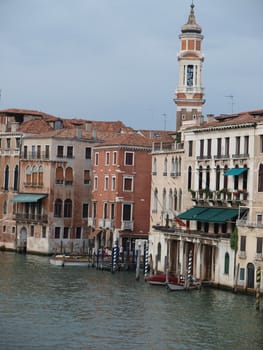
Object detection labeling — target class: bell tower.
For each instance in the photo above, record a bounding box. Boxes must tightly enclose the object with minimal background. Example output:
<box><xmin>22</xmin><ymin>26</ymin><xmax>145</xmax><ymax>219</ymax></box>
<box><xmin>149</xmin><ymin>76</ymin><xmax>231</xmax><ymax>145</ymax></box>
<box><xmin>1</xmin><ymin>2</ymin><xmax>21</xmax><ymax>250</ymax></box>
<box><xmin>174</xmin><ymin>2</ymin><xmax>205</xmax><ymax>131</ymax></box>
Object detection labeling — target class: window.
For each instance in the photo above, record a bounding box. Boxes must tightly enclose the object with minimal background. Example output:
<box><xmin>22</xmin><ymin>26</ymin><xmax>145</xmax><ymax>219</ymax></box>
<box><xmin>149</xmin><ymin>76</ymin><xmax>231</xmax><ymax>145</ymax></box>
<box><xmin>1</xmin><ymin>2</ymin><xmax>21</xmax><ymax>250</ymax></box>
<box><xmin>76</xmin><ymin>227</ymin><xmax>81</xmax><ymax>239</ymax></box>
<box><xmin>163</xmin><ymin>158</ymin><xmax>167</xmax><ymax>176</ymax></box>
<box><xmin>56</xmin><ymin>167</ymin><xmax>64</xmax><ymax>184</ymax></box>
<box><xmin>6</xmin><ymin>138</ymin><xmax>11</xmax><ymax>149</ymax></box>
<box><xmin>4</xmin><ymin>165</ymin><xmax>9</xmax><ymax>190</ymax></box>
<box><xmin>169</xmin><ymin>189</ymin><xmax>173</xmax><ymax>210</ymax></box>
<box><xmin>54</xmin><ymin>199</ymin><xmax>62</xmax><ymax>217</ymax></box>
<box><xmin>125</xmin><ymin>152</ymin><xmax>134</xmax><ymax>166</ymax></box>
<box><xmin>95</xmin><ymin>152</ymin><xmax>99</xmax><ymax>165</ymax></box>
<box><xmin>84</xmin><ymin>170</ymin><xmax>90</xmax><ymax>184</ymax></box>
<box><xmin>200</xmin><ymin>140</ymin><xmax>204</xmax><ymax>157</ymax></box>
<box><xmin>217</xmin><ymin>138</ymin><xmax>221</xmax><ymax>156</ymax></box>
<box><xmin>113</xmin><ymin>151</ymin><xmax>117</xmax><ymax>165</ymax></box>
<box><xmin>186</xmin><ymin>65</ymin><xmax>194</xmax><ymax>86</ymax></box>
<box><xmin>225</xmin><ymin>137</ymin><xmax>230</xmax><ymax>156</ymax></box>
<box><xmin>42</xmin><ymin>226</ymin><xmax>46</xmax><ymax>238</ymax></box>
<box><xmin>38</xmin><ymin>166</ymin><xmax>44</xmax><ymax>186</ymax></box>
<box><xmin>188</xmin><ymin>140</ymin><xmax>193</xmax><ymax>157</ymax></box>
<box><xmin>105</xmin><ymin>152</ymin><xmax>110</xmax><ymax>165</ymax></box>
<box><xmin>55</xmin><ymin>227</ymin><xmax>61</xmax><ymax>239</ymax></box>
<box><xmin>23</xmin><ymin>145</ymin><xmax>28</xmax><ymax>158</ymax></box>
<box><xmin>32</xmin><ymin>166</ymin><xmax>38</xmax><ymax>185</ymax></box>
<box><xmin>240</xmin><ymin>268</ymin><xmax>245</xmax><ymax>281</ymax></box>
<box><xmin>82</xmin><ymin>203</ymin><xmax>89</xmax><ymax>218</ymax></box>
<box><xmin>153</xmin><ymin>189</ymin><xmax>158</xmax><ymax>212</ymax></box>
<box><xmin>258</xmin><ymin>164</ymin><xmax>263</xmax><ymax>192</ymax></box>
<box><xmin>111</xmin><ymin>203</ymin><xmax>115</xmax><ymax>220</ymax></box>
<box><xmin>162</xmin><ymin>189</ymin><xmax>167</xmax><ymax>212</ymax></box>
<box><xmin>257</xmin><ymin>214</ymin><xmax>263</xmax><ymax>226</ymax></box>
<box><xmin>14</xmin><ymin>165</ymin><xmax>19</xmax><ymax>191</ymax></box>
<box><xmin>67</xmin><ymin>146</ymin><xmax>73</xmax><ymax>158</ymax></box>
<box><xmin>224</xmin><ymin>252</ymin><xmax>229</xmax><ymax>274</ymax></box>
<box><xmin>103</xmin><ymin>202</ymin><xmax>108</xmax><ymax>219</ymax></box>
<box><xmin>206</xmin><ymin>166</ymin><xmax>210</xmax><ymax>190</ymax></box>
<box><xmin>187</xmin><ymin>166</ymin><xmax>192</xmax><ymax>190</ymax></box>
<box><xmin>3</xmin><ymin>225</ymin><xmax>6</xmax><ymax>232</ymax></box>
<box><xmin>37</xmin><ymin>145</ymin><xmax>41</xmax><ymax>159</ymax></box>
<box><xmin>65</xmin><ymin>167</ymin><xmax>73</xmax><ymax>185</ymax></box>
<box><xmin>123</xmin><ymin>177</ymin><xmax>133</xmax><ymax>191</ymax></box>
<box><xmin>94</xmin><ymin>176</ymin><xmax>98</xmax><ymax>190</ymax></box>
<box><xmin>45</xmin><ymin>145</ymin><xmax>50</xmax><ymax>159</ymax></box>
<box><xmin>63</xmin><ymin>227</ymin><xmax>69</xmax><ymax>239</ymax></box>
<box><xmin>3</xmin><ymin>200</ymin><xmax>7</xmax><ymax>215</ymax></box>
<box><xmin>123</xmin><ymin>204</ymin><xmax>132</xmax><ymax>221</ymax></box>
<box><xmin>15</xmin><ymin>138</ymin><xmax>20</xmax><ymax>149</ymax></box>
<box><xmin>198</xmin><ymin>166</ymin><xmax>203</xmax><ymax>190</ymax></box>
<box><xmin>171</xmin><ymin>158</ymin><xmax>175</xmax><ymax>176</ymax></box>
<box><xmin>112</xmin><ymin>176</ymin><xmax>116</xmax><ymax>191</ymax></box>
<box><xmin>153</xmin><ymin>158</ymin><xmax>157</xmax><ymax>175</ymax></box>
<box><xmin>207</xmin><ymin>139</ymin><xmax>211</xmax><ymax>157</ymax></box>
<box><xmin>216</xmin><ymin>165</ymin><xmax>220</xmax><ymax>191</ymax></box>
<box><xmin>26</xmin><ymin>166</ymin><xmax>32</xmax><ymax>185</ymax></box>
<box><xmin>104</xmin><ymin>176</ymin><xmax>109</xmax><ymax>191</ymax></box>
<box><xmin>85</xmin><ymin>147</ymin><xmax>91</xmax><ymax>159</ymax></box>
<box><xmin>64</xmin><ymin>199</ymin><xmax>72</xmax><ymax>217</ymax></box>
<box><xmin>235</xmin><ymin>136</ymin><xmax>240</xmax><ymax>155</ymax></box>
<box><xmin>256</xmin><ymin>238</ymin><xmax>263</xmax><ymax>254</ymax></box>
<box><xmin>240</xmin><ymin>236</ymin><xmax>246</xmax><ymax>252</ymax></box>
<box><xmin>0</xmin><ymin>138</ymin><xmax>1</xmax><ymax>148</ymax></box>
<box><xmin>30</xmin><ymin>225</ymin><xmax>34</xmax><ymax>237</ymax></box>
<box><xmin>244</xmin><ymin>136</ymin><xmax>249</xmax><ymax>155</ymax></box>
<box><xmin>260</xmin><ymin>135</ymin><xmax>263</xmax><ymax>153</ymax></box>
<box><xmin>57</xmin><ymin>145</ymin><xmax>64</xmax><ymax>158</ymax></box>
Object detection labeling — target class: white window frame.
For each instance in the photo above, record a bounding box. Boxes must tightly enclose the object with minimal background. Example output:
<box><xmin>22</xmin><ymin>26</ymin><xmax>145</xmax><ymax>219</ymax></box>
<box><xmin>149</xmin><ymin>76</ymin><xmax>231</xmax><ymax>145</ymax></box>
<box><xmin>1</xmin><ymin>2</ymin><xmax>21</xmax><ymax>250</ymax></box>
<box><xmin>94</xmin><ymin>176</ymin><xmax>98</xmax><ymax>190</ymax></box>
<box><xmin>105</xmin><ymin>152</ymin><xmax>110</xmax><ymax>165</ymax></box>
<box><xmin>111</xmin><ymin>175</ymin><xmax>116</xmax><ymax>191</ymax></box>
<box><xmin>104</xmin><ymin>175</ymin><xmax>109</xmax><ymax>191</ymax></box>
<box><xmin>123</xmin><ymin>176</ymin><xmax>134</xmax><ymax>192</ymax></box>
<box><xmin>124</xmin><ymin>151</ymin><xmax>134</xmax><ymax>166</ymax></box>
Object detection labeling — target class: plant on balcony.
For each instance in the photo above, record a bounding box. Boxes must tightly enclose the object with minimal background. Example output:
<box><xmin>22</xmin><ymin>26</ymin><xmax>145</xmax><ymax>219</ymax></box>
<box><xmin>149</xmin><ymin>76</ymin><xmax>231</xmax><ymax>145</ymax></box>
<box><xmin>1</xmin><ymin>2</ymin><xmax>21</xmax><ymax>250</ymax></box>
<box><xmin>188</xmin><ymin>189</ymin><xmax>196</xmax><ymax>198</ymax></box>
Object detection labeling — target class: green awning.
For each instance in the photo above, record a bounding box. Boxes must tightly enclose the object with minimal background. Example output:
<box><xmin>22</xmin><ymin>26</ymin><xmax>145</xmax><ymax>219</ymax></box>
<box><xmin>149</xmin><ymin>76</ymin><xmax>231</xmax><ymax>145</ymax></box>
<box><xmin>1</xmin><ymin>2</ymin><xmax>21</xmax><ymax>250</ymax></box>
<box><xmin>12</xmin><ymin>194</ymin><xmax>47</xmax><ymax>203</ymax></box>
<box><xmin>178</xmin><ymin>207</ymin><xmax>244</xmax><ymax>223</ymax></box>
<box><xmin>224</xmin><ymin>168</ymin><xmax>248</xmax><ymax>176</ymax></box>
<box><xmin>178</xmin><ymin>207</ymin><xmax>208</xmax><ymax>220</ymax></box>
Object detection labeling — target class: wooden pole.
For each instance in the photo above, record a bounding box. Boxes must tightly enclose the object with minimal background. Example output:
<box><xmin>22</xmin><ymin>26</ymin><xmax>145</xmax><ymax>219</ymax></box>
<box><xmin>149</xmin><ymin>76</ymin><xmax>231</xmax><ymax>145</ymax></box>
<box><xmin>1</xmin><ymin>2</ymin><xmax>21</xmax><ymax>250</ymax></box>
<box><xmin>256</xmin><ymin>266</ymin><xmax>261</xmax><ymax>310</ymax></box>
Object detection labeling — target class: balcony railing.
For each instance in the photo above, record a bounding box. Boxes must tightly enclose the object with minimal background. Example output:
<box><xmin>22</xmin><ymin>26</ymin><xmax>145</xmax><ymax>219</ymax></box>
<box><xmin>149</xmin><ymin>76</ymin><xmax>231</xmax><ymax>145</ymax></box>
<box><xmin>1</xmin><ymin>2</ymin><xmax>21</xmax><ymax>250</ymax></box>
<box><xmin>21</xmin><ymin>152</ymin><xmax>50</xmax><ymax>160</ymax></box>
<box><xmin>88</xmin><ymin>217</ymin><xmax>96</xmax><ymax>227</ymax></box>
<box><xmin>121</xmin><ymin>220</ymin><xmax>134</xmax><ymax>231</ymax></box>
<box><xmin>98</xmin><ymin>218</ymin><xmax>114</xmax><ymax>229</ymax></box>
<box><xmin>14</xmin><ymin>213</ymin><xmax>48</xmax><ymax>223</ymax></box>
<box><xmin>239</xmin><ymin>251</ymin><xmax>247</xmax><ymax>259</ymax></box>
<box><xmin>232</xmin><ymin>153</ymin><xmax>249</xmax><ymax>159</ymax></box>
<box><xmin>197</xmin><ymin>155</ymin><xmax>212</xmax><ymax>160</ymax></box>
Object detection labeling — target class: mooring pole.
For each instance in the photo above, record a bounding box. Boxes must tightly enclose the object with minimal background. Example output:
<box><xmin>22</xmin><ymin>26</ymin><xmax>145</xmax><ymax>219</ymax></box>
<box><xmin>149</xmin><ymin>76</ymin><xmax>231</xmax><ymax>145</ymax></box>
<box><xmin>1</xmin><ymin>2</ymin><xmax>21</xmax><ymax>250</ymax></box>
<box><xmin>186</xmin><ymin>250</ymin><xmax>193</xmax><ymax>290</ymax></box>
<box><xmin>143</xmin><ymin>241</ymin><xmax>149</xmax><ymax>280</ymax></box>
<box><xmin>256</xmin><ymin>266</ymin><xmax>261</xmax><ymax>310</ymax></box>
<box><xmin>136</xmin><ymin>243</ymin><xmax>141</xmax><ymax>281</ymax></box>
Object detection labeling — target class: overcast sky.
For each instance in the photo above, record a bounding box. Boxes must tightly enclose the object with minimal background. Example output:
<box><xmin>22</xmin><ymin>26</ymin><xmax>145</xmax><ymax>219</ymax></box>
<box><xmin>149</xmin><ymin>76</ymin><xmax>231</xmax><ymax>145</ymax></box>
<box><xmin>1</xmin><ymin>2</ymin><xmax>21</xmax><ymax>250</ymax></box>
<box><xmin>0</xmin><ymin>0</ymin><xmax>262</xmax><ymax>130</ymax></box>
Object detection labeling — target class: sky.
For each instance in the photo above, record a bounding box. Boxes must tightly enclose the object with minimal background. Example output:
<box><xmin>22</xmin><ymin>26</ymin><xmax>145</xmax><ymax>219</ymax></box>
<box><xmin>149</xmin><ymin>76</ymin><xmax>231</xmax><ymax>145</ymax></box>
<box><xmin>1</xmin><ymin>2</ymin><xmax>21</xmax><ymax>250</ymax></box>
<box><xmin>0</xmin><ymin>0</ymin><xmax>262</xmax><ymax>131</ymax></box>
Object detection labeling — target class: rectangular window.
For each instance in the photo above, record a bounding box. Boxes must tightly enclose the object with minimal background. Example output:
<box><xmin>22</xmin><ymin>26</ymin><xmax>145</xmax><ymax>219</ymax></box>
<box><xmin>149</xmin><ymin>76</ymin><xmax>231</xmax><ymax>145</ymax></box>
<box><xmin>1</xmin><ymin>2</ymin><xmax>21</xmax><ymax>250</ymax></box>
<box><xmin>240</xmin><ymin>268</ymin><xmax>245</xmax><ymax>281</ymax></box>
<box><xmin>76</xmin><ymin>227</ymin><xmax>81</xmax><ymax>239</ymax></box>
<box><xmin>55</xmin><ymin>227</ymin><xmax>61</xmax><ymax>239</ymax></box>
<box><xmin>111</xmin><ymin>203</ymin><xmax>115</xmax><ymax>220</ymax></box>
<box><xmin>104</xmin><ymin>176</ymin><xmax>109</xmax><ymax>191</ymax></box>
<box><xmin>30</xmin><ymin>225</ymin><xmax>34</xmax><ymax>237</ymax></box>
<box><xmin>67</xmin><ymin>146</ymin><xmax>73</xmax><ymax>158</ymax></box>
<box><xmin>85</xmin><ymin>147</ymin><xmax>91</xmax><ymax>159</ymax></box>
<box><xmin>82</xmin><ymin>203</ymin><xmax>89</xmax><ymax>218</ymax></box>
<box><xmin>125</xmin><ymin>152</ymin><xmax>134</xmax><ymax>166</ymax></box>
<box><xmin>42</xmin><ymin>226</ymin><xmax>46</xmax><ymax>238</ymax></box>
<box><xmin>95</xmin><ymin>152</ymin><xmax>99</xmax><ymax>165</ymax></box>
<box><xmin>57</xmin><ymin>145</ymin><xmax>64</xmax><ymax>158</ymax></box>
<box><xmin>235</xmin><ymin>136</ymin><xmax>240</xmax><ymax>155</ymax></box>
<box><xmin>45</xmin><ymin>145</ymin><xmax>50</xmax><ymax>159</ymax></box>
<box><xmin>240</xmin><ymin>236</ymin><xmax>246</xmax><ymax>252</ymax></box>
<box><xmin>94</xmin><ymin>176</ymin><xmax>98</xmax><ymax>190</ymax></box>
<box><xmin>123</xmin><ymin>177</ymin><xmax>133</xmax><ymax>191</ymax></box>
<box><xmin>123</xmin><ymin>204</ymin><xmax>132</xmax><ymax>221</ymax></box>
<box><xmin>15</xmin><ymin>138</ymin><xmax>20</xmax><ymax>149</ymax></box>
<box><xmin>32</xmin><ymin>145</ymin><xmax>36</xmax><ymax>158</ymax></box>
<box><xmin>103</xmin><ymin>202</ymin><xmax>108</xmax><ymax>219</ymax></box>
<box><xmin>256</xmin><ymin>238</ymin><xmax>263</xmax><ymax>254</ymax></box>
<box><xmin>84</xmin><ymin>170</ymin><xmax>90</xmax><ymax>184</ymax></box>
<box><xmin>207</xmin><ymin>139</ymin><xmax>211</xmax><ymax>157</ymax></box>
<box><xmin>0</xmin><ymin>138</ymin><xmax>2</xmax><ymax>149</ymax></box>
<box><xmin>113</xmin><ymin>151</ymin><xmax>117</xmax><ymax>165</ymax></box>
<box><xmin>112</xmin><ymin>176</ymin><xmax>116</xmax><ymax>191</ymax></box>
<box><xmin>24</xmin><ymin>145</ymin><xmax>28</xmax><ymax>158</ymax></box>
<box><xmin>105</xmin><ymin>152</ymin><xmax>110</xmax><ymax>165</ymax></box>
<box><xmin>257</xmin><ymin>214</ymin><xmax>263</xmax><ymax>226</ymax></box>
<box><xmin>217</xmin><ymin>138</ymin><xmax>221</xmax><ymax>156</ymax></box>
<box><xmin>225</xmin><ymin>137</ymin><xmax>230</xmax><ymax>156</ymax></box>
<box><xmin>244</xmin><ymin>136</ymin><xmax>249</xmax><ymax>155</ymax></box>
<box><xmin>188</xmin><ymin>141</ymin><xmax>193</xmax><ymax>157</ymax></box>
<box><xmin>37</xmin><ymin>145</ymin><xmax>41</xmax><ymax>159</ymax></box>
<box><xmin>6</xmin><ymin>138</ymin><xmax>11</xmax><ymax>149</ymax></box>
<box><xmin>63</xmin><ymin>227</ymin><xmax>69</xmax><ymax>239</ymax></box>
<box><xmin>200</xmin><ymin>140</ymin><xmax>204</xmax><ymax>157</ymax></box>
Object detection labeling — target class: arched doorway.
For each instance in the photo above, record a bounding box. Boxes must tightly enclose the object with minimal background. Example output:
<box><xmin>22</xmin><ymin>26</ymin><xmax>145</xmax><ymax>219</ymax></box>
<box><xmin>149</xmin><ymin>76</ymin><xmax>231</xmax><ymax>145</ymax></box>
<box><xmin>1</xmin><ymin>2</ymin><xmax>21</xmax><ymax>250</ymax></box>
<box><xmin>247</xmin><ymin>263</ymin><xmax>255</xmax><ymax>289</ymax></box>
<box><xmin>18</xmin><ymin>227</ymin><xmax>27</xmax><ymax>253</ymax></box>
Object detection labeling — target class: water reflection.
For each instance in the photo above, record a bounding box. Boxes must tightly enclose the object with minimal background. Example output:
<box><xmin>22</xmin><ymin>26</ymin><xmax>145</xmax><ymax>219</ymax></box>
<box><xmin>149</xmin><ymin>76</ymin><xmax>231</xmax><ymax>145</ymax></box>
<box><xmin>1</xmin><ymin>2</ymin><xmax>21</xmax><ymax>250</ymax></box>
<box><xmin>0</xmin><ymin>252</ymin><xmax>262</xmax><ymax>350</ymax></box>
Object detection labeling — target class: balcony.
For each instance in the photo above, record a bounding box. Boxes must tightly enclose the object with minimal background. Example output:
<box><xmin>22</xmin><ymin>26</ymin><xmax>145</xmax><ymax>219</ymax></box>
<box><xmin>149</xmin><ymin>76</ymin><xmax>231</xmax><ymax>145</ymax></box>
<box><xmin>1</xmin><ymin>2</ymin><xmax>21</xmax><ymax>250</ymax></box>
<box><xmin>232</xmin><ymin>153</ymin><xmax>249</xmax><ymax>160</ymax></box>
<box><xmin>21</xmin><ymin>152</ymin><xmax>50</xmax><ymax>160</ymax></box>
<box><xmin>98</xmin><ymin>218</ymin><xmax>114</xmax><ymax>230</ymax></box>
<box><xmin>196</xmin><ymin>155</ymin><xmax>212</xmax><ymax>161</ymax></box>
<box><xmin>255</xmin><ymin>253</ymin><xmax>263</xmax><ymax>261</ymax></box>
<box><xmin>239</xmin><ymin>251</ymin><xmax>247</xmax><ymax>259</ymax></box>
<box><xmin>213</xmin><ymin>154</ymin><xmax>230</xmax><ymax>160</ymax></box>
<box><xmin>14</xmin><ymin>213</ymin><xmax>48</xmax><ymax>223</ymax></box>
<box><xmin>121</xmin><ymin>220</ymin><xmax>134</xmax><ymax>231</ymax></box>
<box><xmin>88</xmin><ymin>217</ymin><xmax>96</xmax><ymax>227</ymax></box>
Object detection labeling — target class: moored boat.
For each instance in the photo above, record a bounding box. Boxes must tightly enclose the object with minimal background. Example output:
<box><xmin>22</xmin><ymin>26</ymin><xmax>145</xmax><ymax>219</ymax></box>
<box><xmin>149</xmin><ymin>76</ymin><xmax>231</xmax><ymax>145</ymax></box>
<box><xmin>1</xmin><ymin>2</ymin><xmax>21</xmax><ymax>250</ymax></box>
<box><xmin>49</xmin><ymin>255</ymin><xmax>93</xmax><ymax>267</ymax></box>
<box><xmin>145</xmin><ymin>273</ymin><xmax>179</xmax><ymax>286</ymax></box>
<box><xmin>166</xmin><ymin>278</ymin><xmax>201</xmax><ymax>291</ymax></box>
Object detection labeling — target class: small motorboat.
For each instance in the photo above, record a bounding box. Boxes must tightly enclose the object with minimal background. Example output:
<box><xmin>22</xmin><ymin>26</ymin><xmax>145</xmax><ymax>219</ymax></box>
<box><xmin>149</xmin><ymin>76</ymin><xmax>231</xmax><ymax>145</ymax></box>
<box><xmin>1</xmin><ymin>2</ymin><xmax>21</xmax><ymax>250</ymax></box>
<box><xmin>166</xmin><ymin>277</ymin><xmax>201</xmax><ymax>291</ymax></box>
<box><xmin>49</xmin><ymin>255</ymin><xmax>93</xmax><ymax>267</ymax></box>
<box><xmin>145</xmin><ymin>273</ymin><xmax>179</xmax><ymax>286</ymax></box>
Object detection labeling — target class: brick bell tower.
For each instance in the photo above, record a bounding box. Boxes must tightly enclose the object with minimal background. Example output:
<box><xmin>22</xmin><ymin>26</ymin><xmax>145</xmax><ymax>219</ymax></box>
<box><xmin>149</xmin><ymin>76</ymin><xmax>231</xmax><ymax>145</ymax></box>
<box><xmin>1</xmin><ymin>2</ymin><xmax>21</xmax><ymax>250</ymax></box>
<box><xmin>174</xmin><ymin>2</ymin><xmax>205</xmax><ymax>131</ymax></box>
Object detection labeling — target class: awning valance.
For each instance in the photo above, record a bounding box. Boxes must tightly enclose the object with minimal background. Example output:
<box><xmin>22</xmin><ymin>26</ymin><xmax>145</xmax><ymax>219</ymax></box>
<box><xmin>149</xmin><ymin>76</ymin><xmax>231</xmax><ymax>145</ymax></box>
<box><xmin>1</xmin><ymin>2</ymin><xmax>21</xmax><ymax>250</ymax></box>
<box><xmin>12</xmin><ymin>194</ymin><xmax>47</xmax><ymax>203</ymax></box>
<box><xmin>224</xmin><ymin>168</ymin><xmax>248</xmax><ymax>176</ymax></box>
<box><xmin>178</xmin><ymin>207</ymin><xmax>245</xmax><ymax>223</ymax></box>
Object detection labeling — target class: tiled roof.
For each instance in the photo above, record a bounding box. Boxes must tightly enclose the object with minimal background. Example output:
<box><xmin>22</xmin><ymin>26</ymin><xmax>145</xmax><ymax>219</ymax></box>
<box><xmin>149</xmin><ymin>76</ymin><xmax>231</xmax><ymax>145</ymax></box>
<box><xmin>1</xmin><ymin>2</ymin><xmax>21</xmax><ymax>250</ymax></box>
<box><xmin>0</xmin><ymin>108</ymin><xmax>59</xmax><ymax>121</ymax></box>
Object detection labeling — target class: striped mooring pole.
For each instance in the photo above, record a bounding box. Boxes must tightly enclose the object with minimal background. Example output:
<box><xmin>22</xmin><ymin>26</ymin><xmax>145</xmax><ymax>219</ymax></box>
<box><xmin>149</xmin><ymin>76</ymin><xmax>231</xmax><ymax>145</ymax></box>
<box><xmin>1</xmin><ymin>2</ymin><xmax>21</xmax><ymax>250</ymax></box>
<box><xmin>111</xmin><ymin>239</ymin><xmax>119</xmax><ymax>273</ymax></box>
<box><xmin>256</xmin><ymin>266</ymin><xmax>261</xmax><ymax>310</ymax></box>
<box><xmin>186</xmin><ymin>250</ymin><xmax>193</xmax><ymax>290</ymax></box>
<box><xmin>143</xmin><ymin>241</ymin><xmax>149</xmax><ymax>280</ymax></box>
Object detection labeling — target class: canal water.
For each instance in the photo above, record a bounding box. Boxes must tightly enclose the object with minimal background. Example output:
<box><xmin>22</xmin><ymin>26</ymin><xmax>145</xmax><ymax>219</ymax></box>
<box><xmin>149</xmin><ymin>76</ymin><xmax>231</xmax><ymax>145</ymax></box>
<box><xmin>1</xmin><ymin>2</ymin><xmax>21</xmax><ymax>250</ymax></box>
<box><xmin>0</xmin><ymin>252</ymin><xmax>262</xmax><ymax>350</ymax></box>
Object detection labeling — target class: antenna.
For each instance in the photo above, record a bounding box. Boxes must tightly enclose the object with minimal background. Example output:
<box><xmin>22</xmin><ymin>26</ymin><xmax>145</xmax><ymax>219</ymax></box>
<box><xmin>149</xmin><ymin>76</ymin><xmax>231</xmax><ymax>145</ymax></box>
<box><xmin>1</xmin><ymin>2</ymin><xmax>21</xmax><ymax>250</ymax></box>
<box><xmin>162</xmin><ymin>113</ymin><xmax>167</xmax><ymax>131</ymax></box>
<box><xmin>225</xmin><ymin>95</ymin><xmax>234</xmax><ymax>114</ymax></box>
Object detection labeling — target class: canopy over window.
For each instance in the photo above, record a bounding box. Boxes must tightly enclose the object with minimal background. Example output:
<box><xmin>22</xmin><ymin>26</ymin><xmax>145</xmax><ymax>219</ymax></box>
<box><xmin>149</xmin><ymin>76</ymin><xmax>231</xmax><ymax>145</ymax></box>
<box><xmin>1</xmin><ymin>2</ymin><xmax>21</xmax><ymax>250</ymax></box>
<box><xmin>224</xmin><ymin>168</ymin><xmax>248</xmax><ymax>176</ymax></box>
<box><xmin>12</xmin><ymin>194</ymin><xmax>47</xmax><ymax>203</ymax></box>
<box><xmin>178</xmin><ymin>207</ymin><xmax>246</xmax><ymax>223</ymax></box>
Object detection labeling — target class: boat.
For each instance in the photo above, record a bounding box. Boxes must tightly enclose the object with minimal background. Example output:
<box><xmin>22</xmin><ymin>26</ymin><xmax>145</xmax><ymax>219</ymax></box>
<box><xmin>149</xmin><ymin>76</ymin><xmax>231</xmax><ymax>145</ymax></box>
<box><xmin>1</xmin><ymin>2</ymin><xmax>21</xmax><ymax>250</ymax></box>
<box><xmin>49</xmin><ymin>255</ymin><xmax>94</xmax><ymax>267</ymax></box>
<box><xmin>145</xmin><ymin>273</ymin><xmax>179</xmax><ymax>286</ymax></box>
<box><xmin>166</xmin><ymin>277</ymin><xmax>201</xmax><ymax>291</ymax></box>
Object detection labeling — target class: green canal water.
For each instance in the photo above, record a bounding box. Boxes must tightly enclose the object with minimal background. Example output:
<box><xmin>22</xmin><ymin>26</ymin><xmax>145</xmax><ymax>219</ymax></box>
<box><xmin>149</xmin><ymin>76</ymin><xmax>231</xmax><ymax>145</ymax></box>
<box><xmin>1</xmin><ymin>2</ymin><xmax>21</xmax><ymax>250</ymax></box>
<box><xmin>0</xmin><ymin>252</ymin><xmax>262</xmax><ymax>350</ymax></box>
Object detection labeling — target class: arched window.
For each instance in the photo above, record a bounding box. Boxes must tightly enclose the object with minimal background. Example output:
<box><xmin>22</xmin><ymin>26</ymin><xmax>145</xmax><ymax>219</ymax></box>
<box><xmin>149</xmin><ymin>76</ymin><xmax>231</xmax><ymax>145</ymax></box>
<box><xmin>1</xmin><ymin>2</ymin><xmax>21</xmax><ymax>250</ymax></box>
<box><xmin>153</xmin><ymin>158</ymin><xmax>157</xmax><ymax>175</ymax></box>
<box><xmin>163</xmin><ymin>158</ymin><xmax>168</xmax><ymax>176</ymax></box>
<box><xmin>178</xmin><ymin>157</ymin><xmax>181</xmax><ymax>176</ymax></box>
<box><xmin>3</xmin><ymin>200</ymin><xmax>7</xmax><ymax>215</ymax></box>
<box><xmin>153</xmin><ymin>188</ymin><xmax>158</xmax><ymax>212</ymax></box>
<box><xmin>169</xmin><ymin>189</ymin><xmax>173</xmax><ymax>210</ymax></box>
<box><xmin>56</xmin><ymin>167</ymin><xmax>64</xmax><ymax>184</ymax></box>
<box><xmin>206</xmin><ymin>165</ymin><xmax>210</xmax><ymax>189</ymax></box>
<box><xmin>174</xmin><ymin>189</ymin><xmax>178</xmax><ymax>211</ymax></box>
<box><xmin>4</xmin><ymin>165</ymin><xmax>9</xmax><ymax>190</ymax></box>
<box><xmin>64</xmin><ymin>199</ymin><xmax>72</xmax><ymax>217</ymax></box>
<box><xmin>32</xmin><ymin>166</ymin><xmax>38</xmax><ymax>185</ymax></box>
<box><xmin>223</xmin><ymin>165</ymin><xmax>228</xmax><ymax>190</ymax></box>
<box><xmin>171</xmin><ymin>157</ymin><xmax>175</xmax><ymax>175</ymax></box>
<box><xmin>188</xmin><ymin>166</ymin><xmax>192</xmax><ymax>190</ymax></box>
<box><xmin>54</xmin><ymin>199</ymin><xmax>62</xmax><ymax>217</ymax></box>
<box><xmin>38</xmin><ymin>165</ymin><xmax>44</xmax><ymax>186</ymax></box>
<box><xmin>14</xmin><ymin>165</ymin><xmax>19</xmax><ymax>191</ymax></box>
<box><xmin>258</xmin><ymin>164</ymin><xmax>263</xmax><ymax>192</ymax></box>
<box><xmin>65</xmin><ymin>167</ymin><xmax>73</xmax><ymax>185</ymax></box>
<box><xmin>178</xmin><ymin>188</ymin><xmax>182</xmax><ymax>211</ymax></box>
<box><xmin>175</xmin><ymin>157</ymin><xmax>178</xmax><ymax>175</ymax></box>
<box><xmin>198</xmin><ymin>166</ymin><xmax>203</xmax><ymax>190</ymax></box>
<box><xmin>243</xmin><ymin>165</ymin><xmax>248</xmax><ymax>190</ymax></box>
<box><xmin>162</xmin><ymin>189</ymin><xmax>167</xmax><ymax>212</ymax></box>
<box><xmin>224</xmin><ymin>252</ymin><xmax>230</xmax><ymax>274</ymax></box>
<box><xmin>26</xmin><ymin>166</ymin><xmax>32</xmax><ymax>185</ymax></box>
